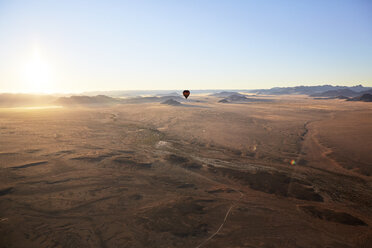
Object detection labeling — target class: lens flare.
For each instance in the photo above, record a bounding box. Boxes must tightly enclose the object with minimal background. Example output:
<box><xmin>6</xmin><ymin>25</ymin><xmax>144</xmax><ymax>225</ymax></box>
<box><xmin>290</xmin><ymin>160</ymin><xmax>296</xmax><ymax>165</ymax></box>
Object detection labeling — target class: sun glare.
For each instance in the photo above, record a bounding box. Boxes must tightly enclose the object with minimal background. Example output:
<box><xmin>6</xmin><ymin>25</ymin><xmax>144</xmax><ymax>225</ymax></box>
<box><xmin>20</xmin><ymin>47</ymin><xmax>55</xmax><ymax>93</ymax></box>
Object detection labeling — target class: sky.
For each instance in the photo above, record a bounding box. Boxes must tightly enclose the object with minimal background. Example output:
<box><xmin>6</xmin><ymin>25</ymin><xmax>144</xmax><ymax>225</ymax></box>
<box><xmin>0</xmin><ymin>0</ymin><xmax>371</xmax><ymax>93</ymax></box>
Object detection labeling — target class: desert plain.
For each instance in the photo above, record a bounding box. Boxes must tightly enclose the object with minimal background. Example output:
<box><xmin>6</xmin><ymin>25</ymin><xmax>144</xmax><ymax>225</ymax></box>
<box><xmin>0</xmin><ymin>95</ymin><xmax>372</xmax><ymax>248</ymax></box>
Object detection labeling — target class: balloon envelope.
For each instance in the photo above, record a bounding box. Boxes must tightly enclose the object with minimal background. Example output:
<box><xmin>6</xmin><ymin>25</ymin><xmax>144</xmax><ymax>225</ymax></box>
<box><xmin>183</xmin><ymin>90</ymin><xmax>190</xmax><ymax>99</ymax></box>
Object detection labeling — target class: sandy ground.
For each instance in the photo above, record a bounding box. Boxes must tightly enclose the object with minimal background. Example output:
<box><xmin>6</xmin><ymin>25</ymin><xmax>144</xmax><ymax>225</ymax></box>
<box><xmin>1</xmin><ymin>96</ymin><xmax>372</xmax><ymax>248</ymax></box>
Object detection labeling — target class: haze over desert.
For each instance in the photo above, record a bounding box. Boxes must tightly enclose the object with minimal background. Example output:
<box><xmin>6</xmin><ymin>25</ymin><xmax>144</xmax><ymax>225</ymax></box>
<box><xmin>1</xmin><ymin>91</ymin><xmax>372</xmax><ymax>247</ymax></box>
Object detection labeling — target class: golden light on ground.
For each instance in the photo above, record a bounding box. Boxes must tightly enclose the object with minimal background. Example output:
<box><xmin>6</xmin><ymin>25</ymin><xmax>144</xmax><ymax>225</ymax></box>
<box><xmin>19</xmin><ymin>47</ymin><xmax>55</xmax><ymax>93</ymax></box>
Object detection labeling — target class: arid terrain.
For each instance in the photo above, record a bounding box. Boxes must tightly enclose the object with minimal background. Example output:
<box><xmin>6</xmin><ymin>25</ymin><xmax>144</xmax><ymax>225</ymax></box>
<box><xmin>1</xmin><ymin>95</ymin><xmax>372</xmax><ymax>248</ymax></box>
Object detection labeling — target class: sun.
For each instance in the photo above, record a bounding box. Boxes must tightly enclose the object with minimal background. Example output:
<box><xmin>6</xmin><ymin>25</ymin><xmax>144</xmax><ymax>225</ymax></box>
<box><xmin>20</xmin><ymin>47</ymin><xmax>55</xmax><ymax>93</ymax></box>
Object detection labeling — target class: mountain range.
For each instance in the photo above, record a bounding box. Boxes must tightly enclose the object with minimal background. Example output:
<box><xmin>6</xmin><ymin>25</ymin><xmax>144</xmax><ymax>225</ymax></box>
<box><xmin>1</xmin><ymin>85</ymin><xmax>372</xmax><ymax>107</ymax></box>
<box><xmin>251</xmin><ymin>85</ymin><xmax>371</xmax><ymax>95</ymax></box>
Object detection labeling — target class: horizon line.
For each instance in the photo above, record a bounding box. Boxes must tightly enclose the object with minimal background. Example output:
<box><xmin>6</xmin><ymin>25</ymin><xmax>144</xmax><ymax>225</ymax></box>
<box><xmin>0</xmin><ymin>83</ymin><xmax>370</xmax><ymax>95</ymax></box>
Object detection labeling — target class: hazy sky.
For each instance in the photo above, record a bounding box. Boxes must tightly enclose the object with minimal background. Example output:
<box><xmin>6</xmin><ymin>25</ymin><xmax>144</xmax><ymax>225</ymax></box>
<box><xmin>0</xmin><ymin>0</ymin><xmax>371</xmax><ymax>93</ymax></box>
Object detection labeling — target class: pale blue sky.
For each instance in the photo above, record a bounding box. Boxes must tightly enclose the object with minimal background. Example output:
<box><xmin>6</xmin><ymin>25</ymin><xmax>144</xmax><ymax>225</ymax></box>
<box><xmin>0</xmin><ymin>0</ymin><xmax>371</xmax><ymax>93</ymax></box>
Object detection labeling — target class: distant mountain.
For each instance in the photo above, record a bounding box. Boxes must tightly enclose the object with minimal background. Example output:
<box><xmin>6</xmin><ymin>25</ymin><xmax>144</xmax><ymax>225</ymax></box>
<box><xmin>55</xmin><ymin>95</ymin><xmax>120</xmax><ymax>106</ymax></box>
<box><xmin>348</xmin><ymin>85</ymin><xmax>372</xmax><ymax>92</ymax></box>
<box><xmin>252</xmin><ymin>85</ymin><xmax>372</xmax><ymax>95</ymax></box>
<box><xmin>310</xmin><ymin>89</ymin><xmax>360</xmax><ymax>97</ymax></box>
<box><xmin>227</xmin><ymin>94</ymin><xmax>251</xmax><ymax>101</ymax></box>
<box><xmin>211</xmin><ymin>91</ymin><xmax>245</xmax><ymax>97</ymax></box>
<box><xmin>347</xmin><ymin>94</ymin><xmax>372</xmax><ymax>102</ymax></box>
<box><xmin>161</xmin><ymin>99</ymin><xmax>182</xmax><ymax>106</ymax></box>
<box><xmin>335</xmin><ymin>95</ymin><xmax>350</xmax><ymax>100</ymax></box>
<box><xmin>125</xmin><ymin>95</ymin><xmax>185</xmax><ymax>104</ymax></box>
<box><xmin>0</xmin><ymin>93</ymin><xmax>56</xmax><ymax>107</ymax></box>
<box><xmin>159</xmin><ymin>96</ymin><xmax>184</xmax><ymax>101</ymax></box>
<box><xmin>55</xmin><ymin>94</ymin><xmax>188</xmax><ymax>106</ymax></box>
<box><xmin>360</xmin><ymin>89</ymin><xmax>372</xmax><ymax>95</ymax></box>
<box><xmin>311</xmin><ymin>88</ymin><xmax>372</xmax><ymax>98</ymax></box>
<box><xmin>218</xmin><ymin>94</ymin><xmax>271</xmax><ymax>103</ymax></box>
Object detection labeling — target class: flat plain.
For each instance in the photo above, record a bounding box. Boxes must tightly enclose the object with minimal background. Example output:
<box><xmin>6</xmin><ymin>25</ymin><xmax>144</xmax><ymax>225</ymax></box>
<box><xmin>1</xmin><ymin>95</ymin><xmax>372</xmax><ymax>248</ymax></box>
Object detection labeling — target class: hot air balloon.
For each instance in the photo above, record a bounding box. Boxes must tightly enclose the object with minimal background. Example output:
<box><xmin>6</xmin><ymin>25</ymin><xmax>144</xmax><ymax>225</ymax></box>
<box><xmin>183</xmin><ymin>90</ymin><xmax>190</xmax><ymax>99</ymax></box>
